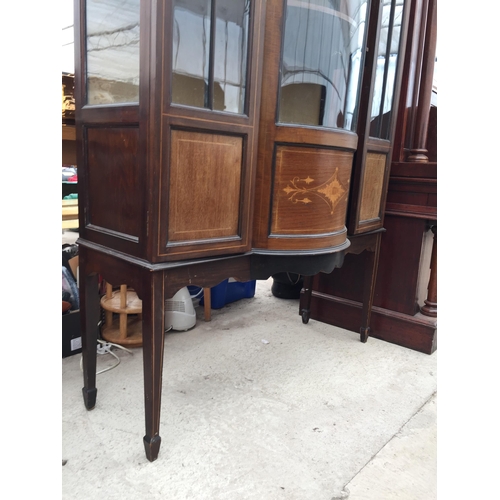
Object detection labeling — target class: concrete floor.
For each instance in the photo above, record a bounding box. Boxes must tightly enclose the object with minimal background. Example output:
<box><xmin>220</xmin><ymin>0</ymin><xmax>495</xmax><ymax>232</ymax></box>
<box><xmin>62</xmin><ymin>246</ymin><xmax>437</xmax><ymax>500</ymax></box>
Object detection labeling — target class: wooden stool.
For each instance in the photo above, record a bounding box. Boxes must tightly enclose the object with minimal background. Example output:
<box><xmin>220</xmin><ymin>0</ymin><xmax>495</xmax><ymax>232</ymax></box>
<box><xmin>100</xmin><ymin>283</ymin><xmax>143</xmax><ymax>347</ymax></box>
<box><xmin>203</xmin><ymin>287</ymin><xmax>211</xmax><ymax>321</ymax></box>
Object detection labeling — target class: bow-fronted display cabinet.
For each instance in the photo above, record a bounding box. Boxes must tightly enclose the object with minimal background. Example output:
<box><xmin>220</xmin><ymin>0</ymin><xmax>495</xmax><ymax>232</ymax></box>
<box><xmin>74</xmin><ymin>0</ymin><xmax>418</xmax><ymax>461</ymax></box>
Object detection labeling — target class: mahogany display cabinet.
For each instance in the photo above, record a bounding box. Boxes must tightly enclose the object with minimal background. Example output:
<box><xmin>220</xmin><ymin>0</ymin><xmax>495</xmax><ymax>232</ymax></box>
<box><xmin>75</xmin><ymin>0</ymin><xmax>377</xmax><ymax>461</ymax></box>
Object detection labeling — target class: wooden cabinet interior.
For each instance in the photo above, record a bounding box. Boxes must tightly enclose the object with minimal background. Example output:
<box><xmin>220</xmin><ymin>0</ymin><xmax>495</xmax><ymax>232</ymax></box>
<box><xmin>75</xmin><ymin>0</ymin><xmax>422</xmax><ymax>462</ymax></box>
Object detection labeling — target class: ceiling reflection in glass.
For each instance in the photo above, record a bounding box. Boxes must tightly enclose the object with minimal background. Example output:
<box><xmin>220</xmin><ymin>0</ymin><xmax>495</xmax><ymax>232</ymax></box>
<box><xmin>278</xmin><ymin>0</ymin><xmax>369</xmax><ymax>131</ymax></box>
<box><xmin>172</xmin><ymin>0</ymin><xmax>250</xmax><ymax>114</ymax></box>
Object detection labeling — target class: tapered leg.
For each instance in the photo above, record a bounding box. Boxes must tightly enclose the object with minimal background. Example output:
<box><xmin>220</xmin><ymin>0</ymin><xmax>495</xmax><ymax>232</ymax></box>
<box><xmin>360</xmin><ymin>233</ymin><xmax>382</xmax><ymax>343</ymax></box>
<box><xmin>80</xmin><ymin>252</ymin><xmax>100</xmax><ymax>410</ymax></box>
<box><xmin>141</xmin><ymin>272</ymin><xmax>166</xmax><ymax>462</ymax></box>
<box><xmin>300</xmin><ymin>275</ymin><xmax>314</xmax><ymax>324</ymax></box>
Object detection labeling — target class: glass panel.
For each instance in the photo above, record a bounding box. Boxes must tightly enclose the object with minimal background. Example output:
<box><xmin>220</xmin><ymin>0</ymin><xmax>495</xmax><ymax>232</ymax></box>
<box><xmin>278</xmin><ymin>0</ymin><xmax>369</xmax><ymax>131</ymax></box>
<box><xmin>213</xmin><ymin>0</ymin><xmax>250</xmax><ymax>113</ymax></box>
<box><xmin>369</xmin><ymin>0</ymin><xmax>404</xmax><ymax>139</ymax></box>
<box><xmin>172</xmin><ymin>0</ymin><xmax>250</xmax><ymax>113</ymax></box>
<box><xmin>86</xmin><ymin>0</ymin><xmax>140</xmax><ymax>105</ymax></box>
<box><xmin>172</xmin><ymin>0</ymin><xmax>211</xmax><ymax>108</ymax></box>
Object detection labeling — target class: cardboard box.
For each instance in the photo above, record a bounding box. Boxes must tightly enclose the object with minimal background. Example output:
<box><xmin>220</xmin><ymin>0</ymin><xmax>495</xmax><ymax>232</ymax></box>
<box><xmin>62</xmin><ymin>310</ymin><xmax>82</xmax><ymax>358</ymax></box>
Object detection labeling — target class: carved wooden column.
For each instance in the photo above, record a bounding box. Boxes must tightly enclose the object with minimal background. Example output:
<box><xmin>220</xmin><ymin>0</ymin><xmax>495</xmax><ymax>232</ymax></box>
<box><xmin>420</xmin><ymin>225</ymin><xmax>437</xmax><ymax>317</ymax></box>
<box><xmin>407</xmin><ymin>0</ymin><xmax>437</xmax><ymax>162</ymax></box>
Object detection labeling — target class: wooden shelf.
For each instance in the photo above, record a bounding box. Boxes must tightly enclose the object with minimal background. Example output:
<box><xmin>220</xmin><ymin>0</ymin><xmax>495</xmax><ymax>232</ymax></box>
<box><xmin>62</xmin><ymin>199</ymin><xmax>78</xmax><ymax>229</ymax></box>
<box><xmin>62</xmin><ymin>125</ymin><xmax>76</xmax><ymax>141</ymax></box>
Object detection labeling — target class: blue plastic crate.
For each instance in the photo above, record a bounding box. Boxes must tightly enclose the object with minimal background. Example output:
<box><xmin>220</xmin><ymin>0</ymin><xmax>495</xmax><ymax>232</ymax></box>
<box><xmin>200</xmin><ymin>279</ymin><xmax>256</xmax><ymax>309</ymax></box>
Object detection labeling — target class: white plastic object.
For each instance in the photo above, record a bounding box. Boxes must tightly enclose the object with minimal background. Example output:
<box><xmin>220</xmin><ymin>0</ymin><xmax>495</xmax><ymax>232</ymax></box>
<box><xmin>164</xmin><ymin>286</ymin><xmax>197</xmax><ymax>331</ymax></box>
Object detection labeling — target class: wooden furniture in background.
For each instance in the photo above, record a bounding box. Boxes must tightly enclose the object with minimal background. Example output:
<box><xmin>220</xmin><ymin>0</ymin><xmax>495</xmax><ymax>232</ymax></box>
<box><xmin>301</xmin><ymin>0</ymin><xmax>437</xmax><ymax>354</ymax></box>
<box><xmin>62</xmin><ymin>74</ymin><xmax>77</xmax><ymax>167</ymax></box>
<box><xmin>62</xmin><ymin>74</ymin><xmax>78</xmax><ymax>225</ymax></box>
<box><xmin>62</xmin><ymin>199</ymin><xmax>79</xmax><ymax>230</ymax></box>
<box><xmin>300</xmin><ymin>0</ymin><xmax>411</xmax><ymax>342</ymax></box>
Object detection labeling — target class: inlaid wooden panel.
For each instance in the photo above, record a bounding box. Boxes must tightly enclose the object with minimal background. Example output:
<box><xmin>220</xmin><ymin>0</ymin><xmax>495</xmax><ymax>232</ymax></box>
<box><xmin>359</xmin><ymin>152</ymin><xmax>387</xmax><ymax>222</ymax></box>
<box><xmin>270</xmin><ymin>146</ymin><xmax>352</xmax><ymax>236</ymax></box>
<box><xmin>86</xmin><ymin>126</ymin><xmax>141</xmax><ymax>240</ymax></box>
<box><xmin>168</xmin><ymin>130</ymin><xmax>243</xmax><ymax>243</ymax></box>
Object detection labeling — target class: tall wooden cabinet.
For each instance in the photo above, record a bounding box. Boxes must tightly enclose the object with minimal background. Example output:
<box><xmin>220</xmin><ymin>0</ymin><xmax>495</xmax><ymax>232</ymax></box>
<box><xmin>75</xmin><ymin>0</ymin><xmax>434</xmax><ymax>463</ymax></box>
<box><xmin>75</xmin><ymin>0</ymin><xmax>375</xmax><ymax>461</ymax></box>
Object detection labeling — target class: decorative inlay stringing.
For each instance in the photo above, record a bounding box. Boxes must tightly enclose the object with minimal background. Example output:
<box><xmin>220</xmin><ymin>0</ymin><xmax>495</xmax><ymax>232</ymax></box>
<box><xmin>282</xmin><ymin>168</ymin><xmax>348</xmax><ymax>214</ymax></box>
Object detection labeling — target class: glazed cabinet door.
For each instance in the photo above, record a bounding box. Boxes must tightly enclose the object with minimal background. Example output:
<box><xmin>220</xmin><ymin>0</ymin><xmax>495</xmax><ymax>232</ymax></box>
<box><xmin>347</xmin><ymin>0</ymin><xmax>409</xmax><ymax>235</ymax></box>
<box><xmin>252</xmin><ymin>0</ymin><xmax>371</xmax><ymax>253</ymax></box>
<box><xmin>75</xmin><ymin>0</ymin><xmax>146</xmax><ymax>258</ymax></box>
<box><xmin>153</xmin><ymin>0</ymin><xmax>267</xmax><ymax>261</ymax></box>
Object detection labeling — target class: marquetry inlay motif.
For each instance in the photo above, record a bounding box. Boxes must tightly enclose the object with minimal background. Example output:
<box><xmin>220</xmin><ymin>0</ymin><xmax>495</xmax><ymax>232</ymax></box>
<box><xmin>270</xmin><ymin>145</ymin><xmax>352</xmax><ymax>235</ymax></box>
<box><xmin>283</xmin><ymin>168</ymin><xmax>347</xmax><ymax>214</ymax></box>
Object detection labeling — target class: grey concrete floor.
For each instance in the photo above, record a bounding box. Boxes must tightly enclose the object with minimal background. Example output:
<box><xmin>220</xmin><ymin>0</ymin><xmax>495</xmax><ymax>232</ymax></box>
<box><xmin>62</xmin><ymin>267</ymin><xmax>437</xmax><ymax>499</ymax></box>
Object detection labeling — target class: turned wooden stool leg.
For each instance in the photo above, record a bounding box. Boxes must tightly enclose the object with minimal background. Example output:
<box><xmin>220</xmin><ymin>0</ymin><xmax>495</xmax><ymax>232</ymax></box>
<box><xmin>203</xmin><ymin>287</ymin><xmax>211</xmax><ymax>322</ymax></box>
<box><xmin>119</xmin><ymin>284</ymin><xmax>128</xmax><ymax>341</ymax></box>
<box><xmin>105</xmin><ymin>283</ymin><xmax>113</xmax><ymax>329</ymax></box>
<box><xmin>141</xmin><ymin>272</ymin><xmax>166</xmax><ymax>462</ymax></box>
<box><xmin>300</xmin><ymin>275</ymin><xmax>314</xmax><ymax>324</ymax></box>
<box><xmin>360</xmin><ymin>232</ymin><xmax>382</xmax><ymax>343</ymax></box>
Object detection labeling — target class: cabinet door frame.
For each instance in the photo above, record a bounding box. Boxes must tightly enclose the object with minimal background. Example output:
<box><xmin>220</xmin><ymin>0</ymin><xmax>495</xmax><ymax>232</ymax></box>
<box><xmin>253</xmin><ymin>0</ymin><xmax>371</xmax><ymax>253</ymax></box>
<box><xmin>74</xmin><ymin>0</ymin><xmax>146</xmax><ymax>259</ymax></box>
<box><xmin>347</xmin><ymin>0</ymin><xmax>412</xmax><ymax>235</ymax></box>
<box><xmin>153</xmin><ymin>0</ymin><xmax>267</xmax><ymax>261</ymax></box>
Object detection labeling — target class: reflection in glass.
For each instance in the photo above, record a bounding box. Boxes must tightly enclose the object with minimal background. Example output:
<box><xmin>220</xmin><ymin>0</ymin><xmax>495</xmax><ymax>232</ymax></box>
<box><xmin>172</xmin><ymin>0</ymin><xmax>250</xmax><ymax>114</ymax></box>
<box><xmin>213</xmin><ymin>0</ymin><xmax>250</xmax><ymax>113</ymax></box>
<box><xmin>86</xmin><ymin>0</ymin><xmax>140</xmax><ymax>105</ymax></box>
<box><xmin>370</xmin><ymin>0</ymin><xmax>404</xmax><ymax>139</ymax></box>
<box><xmin>279</xmin><ymin>0</ymin><xmax>369</xmax><ymax>131</ymax></box>
<box><xmin>172</xmin><ymin>0</ymin><xmax>211</xmax><ymax>108</ymax></box>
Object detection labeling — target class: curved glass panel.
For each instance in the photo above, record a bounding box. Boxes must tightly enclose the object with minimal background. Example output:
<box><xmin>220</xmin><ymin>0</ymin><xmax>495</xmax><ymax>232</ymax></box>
<box><xmin>172</xmin><ymin>0</ymin><xmax>250</xmax><ymax>114</ymax></box>
<box><xmin>278</xmin><ymin>0</ymin><xmax>369</xmax><ymax>131</ymax></box>
<box><xmin>369</xmin><ymin>0</ymin><xmax>405</xmax><ymax>139</ymax></box>
<box><xmin>86</xmin><ymin>0</ymin><xmax>140</xmax><ymax>105</ymax></box>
